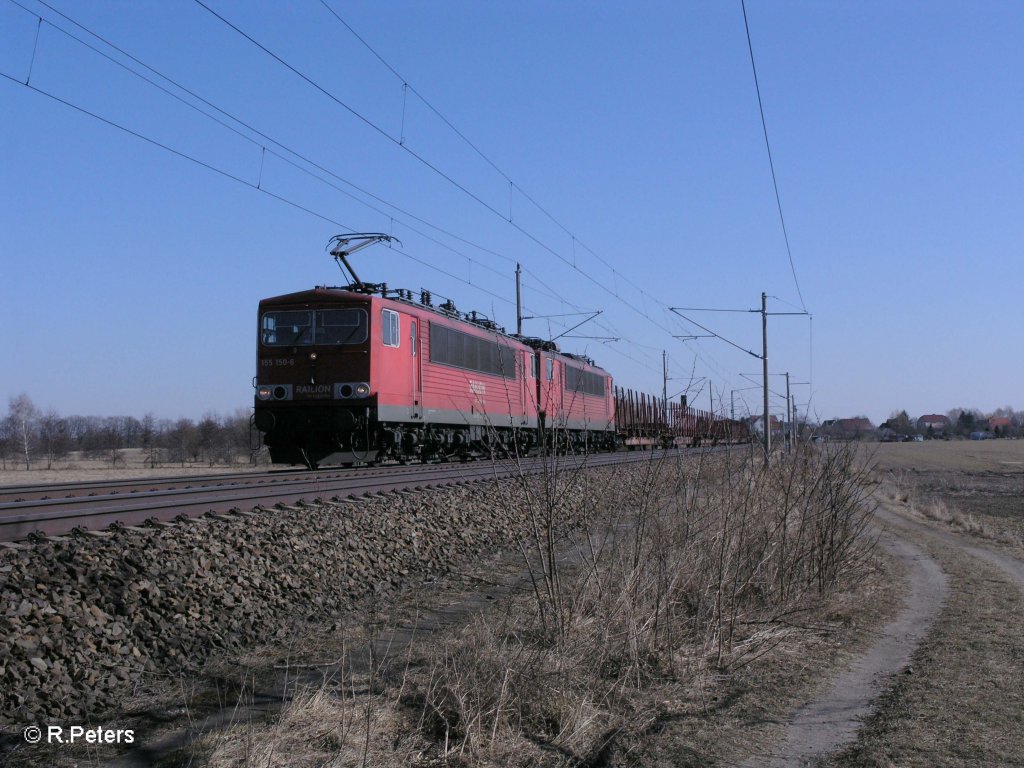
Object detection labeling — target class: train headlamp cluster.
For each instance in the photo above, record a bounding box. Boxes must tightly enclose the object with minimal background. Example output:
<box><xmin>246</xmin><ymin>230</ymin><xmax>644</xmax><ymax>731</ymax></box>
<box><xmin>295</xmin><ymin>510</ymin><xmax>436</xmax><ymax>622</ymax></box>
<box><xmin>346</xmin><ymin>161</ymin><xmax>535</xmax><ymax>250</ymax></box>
<box><xmin>334</xmin><ymin>382</ymin><xmax>371</xmax><ymax>399</ymax></box>
<box><xmin>257</xmin><ymin>383</ymin><xmax>367</xmax><ymax>401</ymax></box>
<box><xmin>256</xmin><ymin>385</ymin><xmax>292</xmax><ymax>401</ymax></box>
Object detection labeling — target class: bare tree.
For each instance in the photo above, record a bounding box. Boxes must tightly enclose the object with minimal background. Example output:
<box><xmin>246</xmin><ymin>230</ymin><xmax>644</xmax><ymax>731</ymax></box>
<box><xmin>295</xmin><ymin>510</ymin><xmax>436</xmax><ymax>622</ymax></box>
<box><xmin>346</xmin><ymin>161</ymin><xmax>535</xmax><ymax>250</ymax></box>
<box><xmin>141</xmin><ymin>412</ymin><xmax>163</xmax><ymax>467</ymax></box>
<box><xmin>7</xmin><ymin>394</ymin><xmax>40</xmax><ymax>470</ymax></box>
<box><xmin>224</xmin><ymin>408</ymin><xmax>255</xmax><ymax>463</ymax></box>
<box><xmin>166</xmin><ymin>418</ymin><xmax>200</xmax><ymax>466</ymax></box>
<box><xmin>38</xmin><ymin>409</ymin><xmax>70</xmax><ymax>470</ymax></box>
<box><xmin>0</xmin><ymin>417</ymin><xmax>12</xmax><ymax>470</ymax></box>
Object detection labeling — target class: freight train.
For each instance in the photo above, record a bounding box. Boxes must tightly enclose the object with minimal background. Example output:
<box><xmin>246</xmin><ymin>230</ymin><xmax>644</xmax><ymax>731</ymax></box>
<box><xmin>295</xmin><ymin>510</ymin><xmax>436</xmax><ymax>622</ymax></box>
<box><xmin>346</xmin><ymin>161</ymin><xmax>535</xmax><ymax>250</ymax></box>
<box><xmin>252</xmin><ymin>236</ymin><xmax>745</xmax><ymax>468</ymax></box>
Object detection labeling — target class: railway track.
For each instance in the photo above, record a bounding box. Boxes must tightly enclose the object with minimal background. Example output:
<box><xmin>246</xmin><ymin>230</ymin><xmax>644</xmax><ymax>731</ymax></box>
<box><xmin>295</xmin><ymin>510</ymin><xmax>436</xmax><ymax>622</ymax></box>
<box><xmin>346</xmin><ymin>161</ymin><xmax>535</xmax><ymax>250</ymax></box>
<box><xmin>0</xmin><ymin>465</ymin><xmax>428</xmax><ymax>503</ymax></box>
<box><xmin>0</xmin><ymin>451</ymin><xmax>671</xmax><ymax>542</ymax></box>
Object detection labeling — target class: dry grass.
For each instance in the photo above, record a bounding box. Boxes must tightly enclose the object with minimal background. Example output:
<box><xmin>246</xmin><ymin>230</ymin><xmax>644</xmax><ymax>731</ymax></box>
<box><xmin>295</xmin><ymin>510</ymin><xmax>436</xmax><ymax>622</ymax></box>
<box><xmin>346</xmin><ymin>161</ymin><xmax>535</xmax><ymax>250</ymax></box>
<box><xmin>7</xmin><ymin>446</ymin><xmax>891</xmax><ymax>767</ymax></box>
<box><xmin>192</xmin><ymin>444</ymin><xmax>883</xmax><ymax>767</ymax></box>
<box><xmin>0</xmin><ymin>448</ymin><xmax>264</xmax><ymax>486</ymax></box>
<box><xmin>202</xmin><ymin>686</ymin><xmax>420</xmax><ymax>768</ymax></box>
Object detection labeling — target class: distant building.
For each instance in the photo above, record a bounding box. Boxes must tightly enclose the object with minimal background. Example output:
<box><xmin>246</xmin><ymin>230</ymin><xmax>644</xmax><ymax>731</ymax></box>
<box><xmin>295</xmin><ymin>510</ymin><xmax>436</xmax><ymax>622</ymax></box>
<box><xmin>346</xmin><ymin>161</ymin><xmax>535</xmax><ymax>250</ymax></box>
<box><xmin>917</xmin><ymin>414</ymin><xmax>951</xmax><ymax>434</ymax></box>
<box><xmin>989</xmin><ymin>416</ymin><xmax>1012</xmax><ymax>436</ymax></box>
<box><xmin>749</xmin><ymin>415</ymin><xmax>781</xmax><ymax>437</ymax></box>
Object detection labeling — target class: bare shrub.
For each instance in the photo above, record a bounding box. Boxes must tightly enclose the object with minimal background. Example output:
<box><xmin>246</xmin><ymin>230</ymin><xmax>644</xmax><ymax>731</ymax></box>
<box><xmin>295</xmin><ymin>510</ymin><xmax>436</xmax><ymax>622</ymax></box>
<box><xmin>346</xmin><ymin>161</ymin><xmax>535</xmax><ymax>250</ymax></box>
<box><xmin>399</xmin><ymin>442</ymin><xmax>876</xmax><ymax>763</ymax></box>
<box><xmin>215</xmin><ymin>447</ymin><xmax>875</xmax><ymax>766</ymax></box>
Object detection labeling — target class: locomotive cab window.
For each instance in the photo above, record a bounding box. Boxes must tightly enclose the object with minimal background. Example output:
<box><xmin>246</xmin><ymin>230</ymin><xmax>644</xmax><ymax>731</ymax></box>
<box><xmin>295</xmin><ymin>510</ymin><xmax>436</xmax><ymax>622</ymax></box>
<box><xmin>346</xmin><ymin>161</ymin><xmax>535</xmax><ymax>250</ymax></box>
<box><xmin>262</xmin><ymin>310</ymin><xmax>311</xmax><ymax>346</ymax></box>
<box><xmin>546</xmin><ymin>357</ymin><xmax>554</xmax><ymax>381</ymax></box>
<box><xmin>315</xmin><ymin>309</ymin><xmax>367</xmax><ymax>344</ymax></box>
<box><xmin>262</xmin><ymin>309</ymin><xmax>367</xmax><ymax>346</ymax></box>
<box><xmin>382</xmin><ymin>309</ymin><xmax>400</xmax><ymax>348</ymax></box>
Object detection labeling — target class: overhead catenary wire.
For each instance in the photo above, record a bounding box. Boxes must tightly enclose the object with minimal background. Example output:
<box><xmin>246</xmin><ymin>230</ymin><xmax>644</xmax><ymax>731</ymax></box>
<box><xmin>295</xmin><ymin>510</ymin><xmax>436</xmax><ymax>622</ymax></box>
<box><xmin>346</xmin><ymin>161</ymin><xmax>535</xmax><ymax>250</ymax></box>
<box><xmin>16</xmin><ymin>0</ymin><xmax>642</xmax><ymax>355</ymax></box>
<box><xmin>0</xmin><ymin>73</ymin><xmax>596</xmax><ymax>350</ymax></box>
<box><xmin>191</xmin><ymin>1</ymin><xmax>719</xmax><ymax>349</ymax></box>
<box><xmin>670</xmin><ymin>309</ymin><xmax>761</xmax><ymax>359</ymax></box>
<box><xmin>314</xmin><ymin>4</ymin><xmax>750</xmax><ymax>385</ymax></box>
<box><xmin>740</xmin><ymin>0</ymin><xmax>807</xmax><ymax>313</ymax></box>
<box><xmin>18</xmin><ymin>9</ymin><xmax>663</xmax><ymax>382</ymax></box>
<box><xmin>1</xmin><ymin>40</ymin><xmax>661</xmax><ymax>377</ymax></box>
<box><xmin>58</xmin><ymin>0</ymin><xmax>737</xmax><ymax>385</ymax></box>
<box><xmin>316</xmin><ymin>0</ymin><xmax>672</xmax><ymax>316</ymax></box>
<box><xmin>20</xmin><ymin>0</ymin><xmax>514</xmax><ymax>269</ymax></box>
<box><xmin>8</xmin><ymin>1</ymin><xmax>740</xmax><ymax>388</ymax></box>
<box><xmin>10</xmin><ymin>1</ymin><xmax>616</xmax><ymax>331</ymax></box>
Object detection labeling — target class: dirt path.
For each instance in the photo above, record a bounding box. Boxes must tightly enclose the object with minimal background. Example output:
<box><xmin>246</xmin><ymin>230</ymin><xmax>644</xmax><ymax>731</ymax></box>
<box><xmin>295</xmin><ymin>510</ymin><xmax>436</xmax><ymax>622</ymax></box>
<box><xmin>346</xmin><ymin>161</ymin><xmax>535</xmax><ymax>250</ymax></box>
<box><xmin>875</xmin><ymin>502</ymin><xmax>1024</xmax><ymax>584</ymax></box>
<box><xmin>744</xmin><ymin>498</ymin><xmax>1024</xmax><ymax>767</ymax></box>
<box><xmin>739</xmin><ymin>526</ymin><xmax>949</xmax><ymax>767</ymax></box>
<box><xmin>822</xmin><ymin>500</ymin><xmax>1024</xmax><ymax>767</ymax></box>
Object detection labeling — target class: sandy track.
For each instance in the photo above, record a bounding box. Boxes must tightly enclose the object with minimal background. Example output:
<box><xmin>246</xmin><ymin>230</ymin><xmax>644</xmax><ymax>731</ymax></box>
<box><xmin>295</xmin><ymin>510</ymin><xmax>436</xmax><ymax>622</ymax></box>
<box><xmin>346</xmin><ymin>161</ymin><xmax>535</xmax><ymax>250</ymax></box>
<box><xmin>739</xmin><ymin>527</ymin><xmax>948</xmax><ymax>767</ymax></box>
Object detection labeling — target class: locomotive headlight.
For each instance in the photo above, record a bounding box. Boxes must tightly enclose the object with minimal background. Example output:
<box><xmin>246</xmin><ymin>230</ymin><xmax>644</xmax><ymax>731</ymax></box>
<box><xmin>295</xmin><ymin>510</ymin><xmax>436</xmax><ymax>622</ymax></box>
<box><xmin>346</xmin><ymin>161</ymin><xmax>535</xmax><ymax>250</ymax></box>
<box><xmin>256</xmin><ymin>386</ymin><xmax>273</xmax><ymax>400</ymax></box>
<box><xmin>309</xmin><ymin>352</ymin><xmax>318</xmax><ymax>361</ymax></box>
<box><xmin>355</xmin><ymin>383</ymin><xmax>370</xmax><ymax>397</ymax></box>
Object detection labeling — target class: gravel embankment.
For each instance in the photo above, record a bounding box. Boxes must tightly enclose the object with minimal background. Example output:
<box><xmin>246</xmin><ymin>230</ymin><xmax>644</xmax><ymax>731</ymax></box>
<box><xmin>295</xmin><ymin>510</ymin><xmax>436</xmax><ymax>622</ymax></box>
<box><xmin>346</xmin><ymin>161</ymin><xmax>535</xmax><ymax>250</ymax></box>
<box><xmin>0</xmin><ymin>472</ymin><xmax>595</xmax><ymax>725</ymax></box>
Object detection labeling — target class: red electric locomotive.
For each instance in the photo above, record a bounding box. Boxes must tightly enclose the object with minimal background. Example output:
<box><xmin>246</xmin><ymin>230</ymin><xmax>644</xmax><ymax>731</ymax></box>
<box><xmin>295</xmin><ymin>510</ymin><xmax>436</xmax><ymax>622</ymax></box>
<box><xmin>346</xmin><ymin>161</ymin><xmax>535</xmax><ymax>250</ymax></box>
<box><xmin>253</xmin><ymin>235</ymin><xmax>617</xmax><ymax>467</ymax></box>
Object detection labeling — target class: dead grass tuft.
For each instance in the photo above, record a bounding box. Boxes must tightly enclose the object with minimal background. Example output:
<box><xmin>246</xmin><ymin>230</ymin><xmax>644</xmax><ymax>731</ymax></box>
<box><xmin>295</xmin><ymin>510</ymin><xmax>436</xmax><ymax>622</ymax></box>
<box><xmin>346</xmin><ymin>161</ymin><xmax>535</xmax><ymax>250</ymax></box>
<box><xmin>202</xmin><ymin>685</ymin><xmax>421</xmax><ymax>768</ymax></box>
<box><xmin>908</xmin><ymin>497</ymin><xmax>1022</xmax><ymax>547</ymax></box>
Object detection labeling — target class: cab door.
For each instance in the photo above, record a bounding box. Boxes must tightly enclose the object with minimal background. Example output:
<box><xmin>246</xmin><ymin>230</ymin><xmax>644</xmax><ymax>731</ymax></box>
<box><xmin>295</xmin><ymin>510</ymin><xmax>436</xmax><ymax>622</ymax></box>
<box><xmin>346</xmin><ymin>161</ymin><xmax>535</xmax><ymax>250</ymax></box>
<box><xmin>378</xmin><ymin>307</ymin><xmax>419</xmax><ymax>423</ymax></box>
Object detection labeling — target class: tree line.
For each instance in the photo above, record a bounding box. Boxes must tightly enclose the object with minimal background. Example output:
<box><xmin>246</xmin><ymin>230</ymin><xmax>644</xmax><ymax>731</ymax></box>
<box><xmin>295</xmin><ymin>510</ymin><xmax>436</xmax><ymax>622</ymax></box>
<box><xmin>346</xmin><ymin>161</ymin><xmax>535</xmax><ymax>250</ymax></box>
<box><xmin>881</xmin><ymin>406</ymin><xmax>1024</xmax><ymax>438</ymax></box>
<box><xmin>1</xmin><ymin>394</ymin><xmax>259</xmax><ymax>470</ymax></box>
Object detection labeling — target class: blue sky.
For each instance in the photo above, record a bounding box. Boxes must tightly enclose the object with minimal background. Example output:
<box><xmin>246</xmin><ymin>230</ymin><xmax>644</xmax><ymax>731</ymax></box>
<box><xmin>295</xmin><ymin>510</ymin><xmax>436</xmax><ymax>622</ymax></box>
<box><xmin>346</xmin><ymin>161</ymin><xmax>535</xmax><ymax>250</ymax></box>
<box><xmin>2</xmin><ymin>1</ymin><xmax>1021</xmax><ymax>425</ymax></box>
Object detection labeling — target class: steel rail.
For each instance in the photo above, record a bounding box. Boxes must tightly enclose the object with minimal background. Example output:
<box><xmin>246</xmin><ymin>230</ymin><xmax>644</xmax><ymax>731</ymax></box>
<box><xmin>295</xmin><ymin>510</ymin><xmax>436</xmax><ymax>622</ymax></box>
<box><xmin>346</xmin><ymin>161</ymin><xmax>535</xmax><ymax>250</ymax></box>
<box><xmin>0</xmin><ymin>463</ymin><xmax>468</xmax><ymax>503</ymax></box>
<box><xmin>0</xmin><ymin>451</ymin><xmax>675</xmax><ymax>542</ymax></box>
<box><xmin>0</xmin><ymin>468</ymin><xmax>302</xmax><ymax>501</ymax></box>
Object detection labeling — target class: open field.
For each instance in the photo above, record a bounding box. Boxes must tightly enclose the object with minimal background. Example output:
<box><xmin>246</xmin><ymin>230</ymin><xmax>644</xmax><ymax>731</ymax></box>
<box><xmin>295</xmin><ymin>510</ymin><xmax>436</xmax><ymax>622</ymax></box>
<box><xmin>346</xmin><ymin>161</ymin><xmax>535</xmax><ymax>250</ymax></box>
<box><xmin>0</xmin><ymin>448</ymin><xmax>266</xmax><ymax>486</ymax></box>
<box><xmin>869</xmin><ymin>438</ymin><xmax>1024</xmax><ymax>473</ymax></box>
<box><xmin>867</xmin><ymin>440</ymin><xmax>1024</xmax><ymax>550</ymax></box>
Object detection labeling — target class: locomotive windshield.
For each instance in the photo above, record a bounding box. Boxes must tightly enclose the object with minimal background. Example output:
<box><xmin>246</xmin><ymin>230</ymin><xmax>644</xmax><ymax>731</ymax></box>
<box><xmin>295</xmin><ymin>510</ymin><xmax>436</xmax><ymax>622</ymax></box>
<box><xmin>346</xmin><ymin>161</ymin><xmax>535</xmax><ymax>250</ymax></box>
<box><xmin>261</xmin><ymin>308</ymin><xmax>368</xmax><ymax>346</ymax></box>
